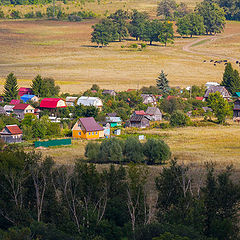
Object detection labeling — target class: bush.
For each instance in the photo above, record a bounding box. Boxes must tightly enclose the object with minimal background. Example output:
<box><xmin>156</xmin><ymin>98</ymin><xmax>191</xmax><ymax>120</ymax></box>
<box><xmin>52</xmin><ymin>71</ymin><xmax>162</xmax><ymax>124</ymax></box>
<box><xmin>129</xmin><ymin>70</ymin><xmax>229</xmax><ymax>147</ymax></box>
<box><xmin>10</xmin><ymin>10</ymin><xmax>21</xmax><ymax>19</ymax></box>
<box><xmin>24</xmin><ymin>11</ymin><xmax>35</xmax><ymax>18</ymax></box>
<box><xmin>0</xmin><ymin>9</ymin><xmax>5</xmax><ymax>19</ymax></box>
<box><xmin>170</xmin><ymin>111</ymin><xmax>190</xmax><ymax>127</ymax></box>
<box><xmin>35</xmin><ymin>11</ymin><xmax>43</xmax><ymax>18</ymax></box>
<box><xmin>85</xmin><ymin>142</ymin><xmax>100</xmax><ymax>162</ymax></box>
<box><xmin>143</xmin><ymin>138</ymin><xmax>171</xmax><ymax>165</ymax></box>
<box><xmin>129</xmin><ymin>43</ymin><xmax>138</xmax><ymax>48</ymax></box>
<box><xmin>159</xmin><ymin>123</ymin><xmax>170</xmax><ymax>129</ymax></box>
<box><xmin>123</xmin><ymin>137</ymin><xmax>144</xmax><ymax>163</ymax></box>
<box><xmin>141</xmin><ymin>43</ymin><xmax>147</xmax><ymax>49</ymax></box>
<box><xmin>68</xmin><ymin>14</ymin><xmax>82</xmax><ymax>22</ymax></box>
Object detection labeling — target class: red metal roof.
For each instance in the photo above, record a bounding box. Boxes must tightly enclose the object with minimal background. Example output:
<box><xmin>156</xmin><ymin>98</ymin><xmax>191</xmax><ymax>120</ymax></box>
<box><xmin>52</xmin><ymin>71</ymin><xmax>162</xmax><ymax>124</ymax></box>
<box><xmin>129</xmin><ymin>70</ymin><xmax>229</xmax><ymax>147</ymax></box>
<box><xmin>195</xmin><ymin>97</ymin><xmax>204</xmax><ymax>101</ymax></box>
<box><xmin>167</xmin><ymin>96</ymin><xmax>176</xmax><ymax>100</ymax></box>
<box><xmin>18</xmin><ymin>87</ymin><xmax>33</xmax><ymax>96</ymax></box>
<box><xmin>40</xmin><ymin>98</ymin><xmax>66</xmax><ymax>109</ymax></box>
<box><xmin>10</xmin><ymin>99</ymin><xmax>20</xmax><ymax>105</ymax></box>
<box><xmin>13</xmin><ymin>103</ymin><xmax>30</xmax><ymax>110</ymax></box>
<box><xmin>79</xmin><ymin>117</ymin><xmax>104</xmax><ymax>132</ymax></box>
<box><xmin>134</xmin><ymin>110</ymin><xmax>146</xmax><ymax>115</ymax></box>
<box><xmin>4</xmin><ymin>125</ymin><xmax>22</xmax><ymax>135</ymax></box>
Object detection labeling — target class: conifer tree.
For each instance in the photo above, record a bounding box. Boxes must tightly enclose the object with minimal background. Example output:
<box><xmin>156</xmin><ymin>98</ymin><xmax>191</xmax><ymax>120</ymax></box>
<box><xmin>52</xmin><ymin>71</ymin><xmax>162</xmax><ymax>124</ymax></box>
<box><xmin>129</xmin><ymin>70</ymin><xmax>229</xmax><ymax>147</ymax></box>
<box><xmin>3</xmin><ymin>73</ymin><xmax>18</xmax><ymax>102</ymax></box>
<box><xmin>156</xmin><ymin>70</ymin><xmax>170</xmax><ymax>95</ymax></box>
<box><xmin>221</xmin><ymin>63</ymin><xmax>240</xmax><ymax>94</ymax></box>
<box><xmin>32</xmin><ymin>75</ymin><xmax>44</xmax><ymax>97</ymax></box>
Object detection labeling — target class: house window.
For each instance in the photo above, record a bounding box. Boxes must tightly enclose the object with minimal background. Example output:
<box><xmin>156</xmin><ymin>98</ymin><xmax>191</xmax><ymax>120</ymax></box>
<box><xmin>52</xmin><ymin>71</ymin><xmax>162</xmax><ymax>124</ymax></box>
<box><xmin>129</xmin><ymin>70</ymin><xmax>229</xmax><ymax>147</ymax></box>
<box><xmin>78</xmin><ymin>132</ymin><xmax>81</xmax><ymax>136</ymax></box>
<box><xmin>89</xmin><ymin>132</ymin><xmax>91</xmax><ymax>135</ymax></box>
<box><xmin>96</xmin><ymin>132</ymin><xmax>97</xmax><ymax>135</ymax></box>
<box><xmin>92</xmin><ymin>132</ymin><xmax>94</xmax><ymax>135</ymax></box>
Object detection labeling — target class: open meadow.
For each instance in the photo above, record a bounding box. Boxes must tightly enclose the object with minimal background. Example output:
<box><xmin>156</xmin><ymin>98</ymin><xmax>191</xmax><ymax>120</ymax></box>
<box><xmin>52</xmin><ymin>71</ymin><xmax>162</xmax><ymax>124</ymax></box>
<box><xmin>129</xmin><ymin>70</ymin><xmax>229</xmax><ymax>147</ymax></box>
<box><xmin>0</xmin><ymin>0</ymin><xmax>240</xmax><ymax>93</ymax></box>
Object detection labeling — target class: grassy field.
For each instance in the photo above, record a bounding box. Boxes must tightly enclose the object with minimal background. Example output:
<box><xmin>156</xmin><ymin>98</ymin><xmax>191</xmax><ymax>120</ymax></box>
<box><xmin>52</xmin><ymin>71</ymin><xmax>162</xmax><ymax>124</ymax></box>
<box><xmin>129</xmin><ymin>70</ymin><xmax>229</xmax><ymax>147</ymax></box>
<box><xmin>0</xmin><ymin>0</ymin><xmax>239</xmax><ymax>93</ymax></box>
<box><xmin>36</xmin><ymin>123</ymin><xmax>240</xmax><ymax>169</ymax></box>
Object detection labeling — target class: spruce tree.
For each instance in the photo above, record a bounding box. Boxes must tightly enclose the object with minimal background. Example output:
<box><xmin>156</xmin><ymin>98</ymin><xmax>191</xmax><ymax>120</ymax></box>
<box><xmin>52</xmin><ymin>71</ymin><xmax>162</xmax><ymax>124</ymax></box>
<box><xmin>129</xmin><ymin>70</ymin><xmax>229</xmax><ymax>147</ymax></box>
<box><xmin>221</xmin><ymin>63</ymin><xmax>240</xmax><ymax>94</ymax></box>
<box><xmin>156</xmin><ymin>70</ymin><xmax>170</xmax><ymax>95</ymax></box>
<box><xmin>3</xmin><ymin>73</ymin><xmax>18</xmax><ymax>102</ymax></box>
<box><xmin>32</xmin><ymin>75</ymin><xmax>43</xmax><ymax>97</ymax></box>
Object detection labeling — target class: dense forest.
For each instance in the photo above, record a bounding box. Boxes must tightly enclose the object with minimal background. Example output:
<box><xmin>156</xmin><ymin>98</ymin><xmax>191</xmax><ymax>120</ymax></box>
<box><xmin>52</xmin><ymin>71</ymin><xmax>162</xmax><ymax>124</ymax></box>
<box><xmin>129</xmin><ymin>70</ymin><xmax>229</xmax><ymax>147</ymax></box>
<box><xmin>0</xmin><ymin>146</ymin><xmax>240</xmax><ymax>240</ymax></box>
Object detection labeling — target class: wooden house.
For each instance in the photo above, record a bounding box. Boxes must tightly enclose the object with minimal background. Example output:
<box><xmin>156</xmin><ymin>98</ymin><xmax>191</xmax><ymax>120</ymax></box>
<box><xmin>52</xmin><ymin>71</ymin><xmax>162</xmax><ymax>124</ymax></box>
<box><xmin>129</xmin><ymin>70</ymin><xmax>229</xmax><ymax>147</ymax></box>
<box><xmin>105</xmin><ymin>116</ymin><xmax>122</xmax><ymax>127</ymax></box>
<box><xmin>146</xmin><ymin>107</ymin><xmax>162</xmax><ymax>121</ymax></box>
<box><xmin>4</xmin><ymin>105</ymin><xmax>14</xmax><ymax>115</ymax></box>
<box><xmin>0</xmin><ymin>125</ymin><xmax>23</xmax><ymax>143</ymax></box>
<box><xmin>102</xmin><ymin>90</ymin><xmax>116</xmax><ymax>96</ymax></box>
<box><xmin>18</xmin><ymin>87</ymin><xmax>33</xmax><ymax>96</ymax></box>
<box><xmin>72</xmin><ymin>117</ymin><xmax>104</xmax><ymax>139</ymax></box>
<box><xmin>129</xmin><ymin>115</ymin><xmax>150</xmax><ymax>128</ymax></box>
<box><xmin>21</xmin><ymin>94</ymin><xmax>39</xmax><ymax>103</ymax></box>
<box><xmin>66</xmin><ymin>96</ymin><xmax>78</xmax><ymax>107</ymax></box>
<box><xmin>233</xmin><ymin>99</ymin><xmax>240</xmax><ymax>118</ymax></box>
<box><xmin>13</xmin><ymin>104</ymin><xmax>35</xmax><ymax>120</ymax></box>
<box><xmin>141</xmin><ymin>94</ymin><xmax>157</xmax><ymax>106</ymax></box>
<box><xmin>204</xmin><ymin>86</ymin><xmax>231</xmax><ymax>101</ymax></box>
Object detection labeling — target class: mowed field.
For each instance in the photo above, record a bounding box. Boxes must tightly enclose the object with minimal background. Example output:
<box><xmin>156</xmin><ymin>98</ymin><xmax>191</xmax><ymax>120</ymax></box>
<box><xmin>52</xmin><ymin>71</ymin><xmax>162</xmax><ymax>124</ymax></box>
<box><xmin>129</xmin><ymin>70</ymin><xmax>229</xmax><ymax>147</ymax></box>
<box><xmin>0</xmin><ymin>0</ymin><xmax>240</xmax><ymax>93</ymax></box>
<box><xmin>37</xmin><ymin>123</ymin><xmax>240</xmax><ymax>169</ymax></box>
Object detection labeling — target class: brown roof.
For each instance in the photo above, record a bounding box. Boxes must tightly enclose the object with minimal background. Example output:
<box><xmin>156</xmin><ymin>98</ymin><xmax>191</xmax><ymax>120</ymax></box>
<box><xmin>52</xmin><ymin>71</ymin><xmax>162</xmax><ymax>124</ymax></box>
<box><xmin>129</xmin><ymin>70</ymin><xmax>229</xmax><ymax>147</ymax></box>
<box><xmin>204</xmin><ymin>86</ymin><xmax>231</xmax><ymax>98</ymax></box>
<box><xmin>79</xmin><ymin>117</ymin><xmax>104</xmax><ymax>132</ymax></box>
<box><xmin>3</xmin><ymin>125</ymin><xmax>22</xmax><ymax>135</ymax></box>
<box><xmin>13</xmin><ymin>103</ymin><xmax>30</xmax><ymax>110</ymax></box>
<box><xmin>130</xmin><ymin>115</ymin><xmax>149</xmax><ymax>122</ymax></box>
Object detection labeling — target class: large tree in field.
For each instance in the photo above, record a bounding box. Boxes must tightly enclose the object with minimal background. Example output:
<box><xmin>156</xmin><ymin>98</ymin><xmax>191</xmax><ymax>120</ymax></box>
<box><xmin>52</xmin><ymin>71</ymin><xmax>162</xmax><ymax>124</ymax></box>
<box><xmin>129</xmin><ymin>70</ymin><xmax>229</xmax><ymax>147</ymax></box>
<box><xmin>108</xmin><ymin>9</ymin><xmax>129</xmax><ymax>41</ymax></box>
<box><xmin>158</xmin><ymin>21</ymin><xmax>174</xmax><ymax>46</ymax></box>
<box><xmin>176</xmin><ymin>13</ymin><xmax>205</xmax><ymax>37</ymax></box>
<box><xmin>91</xmin><ymin>18</ymin><xmax>119</xmax><ymax>46</ymax></box>
<box><xmin>157</xmin><ymin>0</ymin><xmax>177</xmax><ymax>20</ymax></box>
<box><xmin>156</xmin><ymin>70</ymin><xmax>170</xmax><ymax>95</ymax></box>
<box><xmin>196</xmin><ymin>1</ymin><xmax>226</xmax><ymax>34</ymax></box>
<box><xmin>3</xmin><ymin>73</ymin><xmax>18</xmax><ymax>102</ymax></box>
<box><xmin>221</xmin><ymin>63</ymin><xmax>240</xmax><ymax>94</ymax></box>
<box><xmin>32</xmin><ymin>75</ymin><xmax>44</xmax><ymax>97</ymax></box>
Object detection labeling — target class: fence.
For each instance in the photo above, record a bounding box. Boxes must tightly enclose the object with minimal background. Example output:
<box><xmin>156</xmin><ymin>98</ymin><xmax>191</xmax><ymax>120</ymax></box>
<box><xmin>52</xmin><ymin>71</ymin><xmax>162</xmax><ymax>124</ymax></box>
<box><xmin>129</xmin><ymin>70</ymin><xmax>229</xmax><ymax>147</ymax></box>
<box><xmin>34</xmin><ymin>138</ymin><xmax>71</xmax><ymax>148</ymax></box>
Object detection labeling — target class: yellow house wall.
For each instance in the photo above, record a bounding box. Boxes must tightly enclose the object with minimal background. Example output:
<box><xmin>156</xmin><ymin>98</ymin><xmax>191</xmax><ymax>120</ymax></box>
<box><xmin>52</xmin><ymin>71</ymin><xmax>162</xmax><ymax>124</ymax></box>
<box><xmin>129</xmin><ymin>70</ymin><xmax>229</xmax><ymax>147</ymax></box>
<box><xmin>73</xmin><ymin>130</ymin><xmax>103</xmax><ymax>139</ymax></box>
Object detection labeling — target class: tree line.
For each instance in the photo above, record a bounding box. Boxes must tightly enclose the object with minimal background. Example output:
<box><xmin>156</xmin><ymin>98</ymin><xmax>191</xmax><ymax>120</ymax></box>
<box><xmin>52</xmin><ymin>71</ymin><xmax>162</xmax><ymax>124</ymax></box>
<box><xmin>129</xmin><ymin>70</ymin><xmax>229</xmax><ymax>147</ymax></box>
<box><xmin>0</xmin><ymin>147</ymin><xmax>240</xmax><ymax>239</ymax></box>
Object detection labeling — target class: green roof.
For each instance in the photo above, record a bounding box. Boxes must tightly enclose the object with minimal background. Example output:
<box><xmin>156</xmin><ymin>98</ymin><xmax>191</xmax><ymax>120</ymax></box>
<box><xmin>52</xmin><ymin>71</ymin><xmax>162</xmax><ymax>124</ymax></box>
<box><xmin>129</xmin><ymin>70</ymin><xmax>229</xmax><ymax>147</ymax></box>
<box><xmin>233</xmin><ymin>92</ymin><xmax>240</xmax><ymax>97</ymax></box>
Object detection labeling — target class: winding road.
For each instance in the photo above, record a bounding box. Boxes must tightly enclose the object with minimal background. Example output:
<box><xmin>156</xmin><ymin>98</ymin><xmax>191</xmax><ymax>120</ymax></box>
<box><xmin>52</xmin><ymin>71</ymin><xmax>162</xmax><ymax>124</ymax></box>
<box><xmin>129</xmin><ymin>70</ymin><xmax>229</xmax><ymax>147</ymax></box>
<box><xmin>182</xmin><ymin>33</ymin><xmax>240</xmax><ymax>62</ymax></box>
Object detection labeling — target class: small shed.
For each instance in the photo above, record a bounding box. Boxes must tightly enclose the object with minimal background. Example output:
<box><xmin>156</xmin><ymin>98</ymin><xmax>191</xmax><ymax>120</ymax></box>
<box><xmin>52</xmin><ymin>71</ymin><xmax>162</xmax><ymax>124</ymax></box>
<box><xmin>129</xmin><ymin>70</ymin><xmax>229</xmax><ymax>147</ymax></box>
<box><xmin>0</xmin><ymin>125</ymin><xmax>23</xmax><ymax>143</ymax></box>
<box><xmin>141</xmin><ymin>94</ymin><xmax>157</xmax><ymax>106</ymax></box>
<box><xmin>146</xmin><ymin>107</ymin><xmax>162</xmax><ymax>121</ymax></box>
<box><xmin>130</xmin><ymin>115</ymin><xmax>150</xmax><ymax>128</ymax></box>
<box><xmin>106</xmin><ymin>116</ymin><xmax>122</xmax><ymax>127</ymax></box>
<box><xmin>21</xmin><ymin>94</ymin><xmax>39</xmax><ymax>103</ymax></box>
<box><xmin>102</xmin><ymin>90</ymin><xmax>116</xmax><ymax>96</ymax></box>
<box><xmin>233</xmin><ymin>99</ymin><xmax>240</xmax><ymax>118</ymax></box>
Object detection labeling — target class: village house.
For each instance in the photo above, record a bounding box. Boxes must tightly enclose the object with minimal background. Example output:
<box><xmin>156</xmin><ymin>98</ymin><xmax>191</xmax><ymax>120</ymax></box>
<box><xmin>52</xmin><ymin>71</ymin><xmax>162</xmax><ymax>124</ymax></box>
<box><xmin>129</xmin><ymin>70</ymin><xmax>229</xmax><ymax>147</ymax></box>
<box><xmin>205</xmin><ymin>82</ymin><xmax>220</xmax><ymax>89</ymax></box>
<box><xmin>102</xmin><ymin>90</ymin><xmax>116</xmax><ymax>96</ymax></box>
<box><xmin>10</xmin><ymin>99</ymin><xmax>20</xmax><ymax>105</ymax></box>
<box><xmin>13</xmin><ymin>104</ymin><xmax>35</xmax><ymax>120</ymax></box>
<box><xmin>204</xmin><ymin>86</ymin><xmax>231</xmax><ymax>101</ymax></box>
<box><xmin>146</xmin><ymin>107</ymin><xmax>162</xmax><ymax>121</ymax></box>
<box><xmin>21</xmin><ymin>94</ymin><xmax>39</xmax><ymax>103</ymax></box>
<box><xmin>0</xmin><ymin>106</ymin><xmax>6</xmax><ymax>115</ymax></box>
<box><xmin>233</xmin><ymin>99</ymin><xmax>240</xmax><ymax>118</ymax></box>
<box><xmin>4</xmin><ymin>105</ymin><xmax>14</xmax><ymax>115</ymax></box>
<box><xmin>66</xmin><ymin>96</ymin><xmax>78</xmax><ymax>107</ymax></box>
<box><xmin>129</xmin><ymin>115</ymin><xmax>150</xmax><ymax>128</ymax></box>
<box><xmin>18</xmin><ymin>87</ymin><xmax>33</xmax><ymax>96</ymax></box>
<box><xmin>105</xmin><ymin>116</ymin><xmax>122</xmax><ymax>127</ymax></box>
<box><xmin>40</xmin><ymin>98</ymin><xmax>67</xmax><ymax>115</ymax></box>
<box><xmin>195</xmin><ymin>97</ymin><xmax>204</xmax><ymax>101</ymax></box>
<box><xmin>77</xmin><ymin>96</ymin><xmax>103</xmax><ymax>111</ymax></box>
<box><xmin>72</xmin><ymin>117</ymin><xmax>104</xmax><ymax>140</ymax></box>
<box><xmin>141</xmin><ymin>94</ymin><xmax>157</xmax><ymax>106</ymax></box>
<box><xmin>0</xmin><ymin>125</ymin><xmax>23</xmax><ymax>143</ymax></box>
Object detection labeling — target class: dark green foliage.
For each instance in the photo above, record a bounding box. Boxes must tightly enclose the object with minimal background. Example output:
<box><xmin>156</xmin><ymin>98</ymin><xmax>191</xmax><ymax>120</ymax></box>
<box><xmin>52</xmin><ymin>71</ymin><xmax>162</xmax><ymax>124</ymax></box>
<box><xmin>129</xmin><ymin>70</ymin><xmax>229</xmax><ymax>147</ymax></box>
<box><xmin>140</xmin><ymin>86</ymin><xmax>161</xmax><ymax>95</ymax></box>
<box><xmin>216</xmin><ymin>0</ymin><xmax>240</xmax><ymax>21</ymax></box>
<box><xmin>207</xmin><ymin>92</ymin><xmax>232</xmax><ymax>123</ymax></box>
<box><xmin>0</xmin><ymin>9</ymin><xmax>5</xmax><ymax>18</ymax></box>
<box><xmin>221</xmin><ymin>63</ymin><xmax>240</xmax><ymax>94</ymax></box>
<box><xmin>174</xmin><ymin>2</ymin><xmax>190</xmax><ymax>18</ymax></box>
<box><xmin>0</xmin><ymin>114</ymin><xmax>20</xmax><ymax>131</ymax></box>
<box><xmin>85</xmin><ymin>142</ymin><xmax>100</xmax><ymax>162</ymax></box>
<box><xmin>24</xmin><ymin>11</ymin><xmax>34</xmax><ymax>18</ymax></box>
<box><xmin>176</xmin><ymin>13</ymin><xmax>205</xmax><ymax>37</ymax></box>
<box><xmin>35</xmin><ymin>11</ymin><xmax>43</xmax><ymax>18</ymax></box>
<box><xmin>46</xmin><ymin>5</ymin><xmax>61</xmax><ymax>18</ymax></box>
<box><xmin>31</xmin><ymin>75</ymin><xmax>44</xmax><ymax>97</ymax></box>
<box><xmin>99</xmin><ymin>138</ymin><xmax>123</xmax><ymax>163</ymax></box>
<box><xmin>156</xmin><ymin>70</ymin><xmax>170</xmax><ymax>95</ymax></box>
<box><xmin>91</xmin><ymin>18</ymin><xmax>119</xmax><ymax>46</ymax></box>
<box><xmin>10</xmin><ymin>10</ymin><xmax>21</xmax><ymax>19</ymax></box>
<box><xmin>91</xmin><ymin>84</ymin><xmax>100</xmax><ymax>91</ymax></box>
<box><xmin>196</xmin><ymin>1</ymin><xmax>226</xmax><ymax>34</ymax></box>
<box><xmin>123</xmin><ymin>137</ymin><xmax>144</xmax><ymax>163</ymax></box>
<box><xmin>74</xmin><ymin>104</ymin><xmax>99</xmax><ymax>118</ymax></box>
<box><xmin>143</xmin><ymin>138</ymin><xmax>171</xmax><ymax>164</ymax></box>
<box><xmin>3</xmin><ymin>73</ymin><xmax>18</xmax><ymax>102</ymax></box>
<box><xmin>157</xmin><ymin>0</ymin><xmax>177</xmax><ymax>20</ymax></box>
<box><xmin>170</xmin><ymin>111</ymin><xmax>190</xmax><ymax>127</ymax></box>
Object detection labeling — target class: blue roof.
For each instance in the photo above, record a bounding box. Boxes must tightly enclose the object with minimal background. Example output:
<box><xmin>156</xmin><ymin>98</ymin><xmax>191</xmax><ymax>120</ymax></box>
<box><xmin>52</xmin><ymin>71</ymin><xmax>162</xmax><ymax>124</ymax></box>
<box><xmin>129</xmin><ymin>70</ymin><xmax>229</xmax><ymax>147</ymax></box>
<box><xmin>233</xmin><ymin>92</ymin><xmax>240</xmax><ymax>97</ymax></box>
<box><xmin>21</xmin><ymin>94</ymin><xmax>36</xmax><ymax>103</ymax></box>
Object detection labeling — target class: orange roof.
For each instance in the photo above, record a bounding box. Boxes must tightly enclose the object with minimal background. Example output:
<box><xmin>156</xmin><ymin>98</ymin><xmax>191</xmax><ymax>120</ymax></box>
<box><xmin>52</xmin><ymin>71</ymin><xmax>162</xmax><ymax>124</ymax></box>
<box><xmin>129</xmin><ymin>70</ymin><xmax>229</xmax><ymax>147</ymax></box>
<box><xmin>4</xmin><ymin>125</ymin><xmax>22</xmax><ymax>135</ymax></box>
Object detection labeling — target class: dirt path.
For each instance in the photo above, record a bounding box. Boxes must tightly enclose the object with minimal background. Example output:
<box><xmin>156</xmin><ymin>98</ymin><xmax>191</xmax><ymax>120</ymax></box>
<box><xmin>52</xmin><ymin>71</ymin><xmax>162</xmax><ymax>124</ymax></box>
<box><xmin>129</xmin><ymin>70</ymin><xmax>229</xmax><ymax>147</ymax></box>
<box><xmin>183</xmin><ymin>33</ymin><xmax>240</xmax><ymax>62</ymax></box>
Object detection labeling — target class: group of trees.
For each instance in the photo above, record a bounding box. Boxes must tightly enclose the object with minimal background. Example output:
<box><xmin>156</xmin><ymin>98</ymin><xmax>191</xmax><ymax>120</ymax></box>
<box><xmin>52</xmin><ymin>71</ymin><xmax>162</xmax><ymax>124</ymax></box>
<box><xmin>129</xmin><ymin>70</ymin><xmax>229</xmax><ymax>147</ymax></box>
<box><xmin>85</xmin><ymin>137</ymin><xmax>171</xmax><ymax>165</ymax></box>
<box><xmin>0</xmin><ymin>147</ymin><xmax>240</xmax><ymax>240</ymax></box>
<box><xmin>91</xmin><ymin>9</ymin><xmax>174</xmax><ymax>46</ymax></box>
